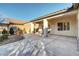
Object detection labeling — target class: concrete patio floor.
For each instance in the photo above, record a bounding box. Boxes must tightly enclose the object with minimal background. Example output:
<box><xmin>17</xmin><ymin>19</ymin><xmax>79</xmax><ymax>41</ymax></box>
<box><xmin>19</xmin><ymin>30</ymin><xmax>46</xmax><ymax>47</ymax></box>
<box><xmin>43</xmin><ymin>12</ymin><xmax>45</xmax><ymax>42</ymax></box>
<box><xmin>0</xmin><ymin>34</ymin><xmax>79</xmax><ymax>56</ymax></box>
<box><xmin>40</xmin><ymin>35</ymin><xmax>79</xmax><ymax>56</ymax></box>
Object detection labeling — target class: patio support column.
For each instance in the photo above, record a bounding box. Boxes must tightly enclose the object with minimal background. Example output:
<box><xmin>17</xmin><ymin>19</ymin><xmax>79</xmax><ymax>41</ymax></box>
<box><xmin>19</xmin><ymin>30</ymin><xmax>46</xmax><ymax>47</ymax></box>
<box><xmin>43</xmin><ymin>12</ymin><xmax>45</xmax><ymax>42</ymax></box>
<box><xmin>43</xmin><ymin>19</ymin><xmax>48</xmax><ymax>37</ymax></box>
<box><xmin>77</xmin><ymin>7</ymin><xmax>79</xmax><ymax>50</ymax></box>
<box><xmin>30</xmin><ymin>22</ymin><xmax>34</xmax><ymax>33</ymax></box>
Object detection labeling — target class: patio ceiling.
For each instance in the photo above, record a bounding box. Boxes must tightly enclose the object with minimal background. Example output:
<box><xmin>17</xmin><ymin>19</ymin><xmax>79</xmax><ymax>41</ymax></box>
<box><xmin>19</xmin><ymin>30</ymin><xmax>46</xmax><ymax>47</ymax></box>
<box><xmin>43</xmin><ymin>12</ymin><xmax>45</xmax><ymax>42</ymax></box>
<box><xmin>47</xmin><ymin>9</ymin><xmax>77</xmax><ymax>20</ymax></box>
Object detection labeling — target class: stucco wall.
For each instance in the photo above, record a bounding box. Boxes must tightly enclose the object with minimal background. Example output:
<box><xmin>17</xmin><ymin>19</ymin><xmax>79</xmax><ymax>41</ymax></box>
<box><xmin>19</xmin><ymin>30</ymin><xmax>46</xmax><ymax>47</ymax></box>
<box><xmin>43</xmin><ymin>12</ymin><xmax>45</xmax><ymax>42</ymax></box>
<box><xmin>24</xmin><ymin>23</ymin><xmax>31</xmax><ymax>34</ymax></box>
<box><xmin>48</xmin><ymin>14</ymin><xmax>77</xmax><ymax>37</ymax></box>
<box><xmin>9</xmin><ymin>24</ymin><xmax>26</xmax><ymax>34</ymax></box>
<box><xmin>9</xmin><ymin>24</ymin><xmax>24</xmax><ymax>30</ymax></box>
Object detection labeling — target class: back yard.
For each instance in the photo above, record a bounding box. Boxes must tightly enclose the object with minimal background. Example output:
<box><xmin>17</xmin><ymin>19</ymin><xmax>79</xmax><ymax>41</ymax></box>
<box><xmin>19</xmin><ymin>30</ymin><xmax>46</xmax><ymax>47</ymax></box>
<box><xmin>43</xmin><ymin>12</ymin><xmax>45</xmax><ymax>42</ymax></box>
<box><xmin>0</xmin><ymin>34</ymin><xmax>79</xmax><ymax>56</ymax></box>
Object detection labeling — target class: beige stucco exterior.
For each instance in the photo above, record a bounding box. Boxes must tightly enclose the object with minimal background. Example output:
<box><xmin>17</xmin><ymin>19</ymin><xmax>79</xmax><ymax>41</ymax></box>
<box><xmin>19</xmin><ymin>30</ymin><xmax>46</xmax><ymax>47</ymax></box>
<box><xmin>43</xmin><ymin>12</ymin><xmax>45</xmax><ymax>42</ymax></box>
<box><xmin>48</xmin><ymin>13</ymin><xmax>77</xmax><ymax>37</ymax></box>
<box><xmin>0</xmin><ymin>4</ymin><xmax>79</xmax><ymax>37</ymax></box>
<box><xmin>24</xmin><ymin>23</ymin><xmax>31</xmax><ymax>34</ymax></box>
<box><xmin>27</xmin><ymin>10</ymin><xmax>78</xmax><ymax>37</ymax></box>
<box><xmin>1</xmin><ymin>9</ymin><xmax>76</xmax><ymax>37</ymax></box>
<box><xmin>47</xmin><ymin>10</ymin><xmax>77</xmax><ymax>37</ymax></box>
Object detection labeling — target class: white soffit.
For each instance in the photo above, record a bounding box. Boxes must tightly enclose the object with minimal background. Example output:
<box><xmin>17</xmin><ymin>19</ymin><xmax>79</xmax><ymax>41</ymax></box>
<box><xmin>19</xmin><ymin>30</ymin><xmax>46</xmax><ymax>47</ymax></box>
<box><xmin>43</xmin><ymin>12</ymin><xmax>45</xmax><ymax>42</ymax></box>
<box><xmin>46</xmin><ymin>10</ymin><xmax>77</xmax><ymax>20</ymax></box>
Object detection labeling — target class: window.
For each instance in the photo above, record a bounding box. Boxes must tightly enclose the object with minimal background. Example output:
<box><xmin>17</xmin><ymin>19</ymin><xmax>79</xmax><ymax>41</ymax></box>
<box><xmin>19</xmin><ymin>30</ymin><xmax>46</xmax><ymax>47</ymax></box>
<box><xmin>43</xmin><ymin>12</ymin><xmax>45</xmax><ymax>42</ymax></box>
<box><xmin>58</xmin><ymin>23</ymin><xmax>63</xmax><ymax>31</ymax></box>
<box><xmin>10</xmin><ymin>27</ymin><xmax>17</xmax><ymax>31</ymax></box>
<box><xmin>67</xmin><ymin>22</ymin><xmax>70</xmax><ymax>30</ymax></box>
<box><xmin>57</xmin><ymin>22</ymin><xmax>70</xmax><ymax>31</ymax></box>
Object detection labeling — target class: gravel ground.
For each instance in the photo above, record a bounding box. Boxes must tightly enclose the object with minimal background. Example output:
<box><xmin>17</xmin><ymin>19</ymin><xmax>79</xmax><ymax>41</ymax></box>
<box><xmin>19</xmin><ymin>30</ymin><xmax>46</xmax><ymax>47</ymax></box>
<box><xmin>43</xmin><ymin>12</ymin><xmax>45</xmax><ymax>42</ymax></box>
<box><xmin>0</xmin><ymin>34</ymin><xmax>79</xmax><ymax>56</ymax></box>
<box><xmin>0</xmin><ymin>35</ymin><xmax>24</xmax><ymax>46</ymax></box>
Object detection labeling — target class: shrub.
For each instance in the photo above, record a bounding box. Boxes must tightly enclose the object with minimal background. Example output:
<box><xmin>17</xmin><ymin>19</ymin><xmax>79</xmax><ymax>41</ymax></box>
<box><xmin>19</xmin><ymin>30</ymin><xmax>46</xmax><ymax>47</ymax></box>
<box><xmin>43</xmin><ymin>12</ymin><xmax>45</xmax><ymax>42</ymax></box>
<box><xmin>0</xmin><ymin>34</ymin><xmax>8</xmax><ymax>42</ymax></box>
<box><xmin>2</xmin><ymin>29</ymin><xmax>8</xmax><ymax>35</ymax></box>
<box><xmin>0</xmin><ymin>29</ymin><xmax>9</xmax><ymax>42</ymax></box>
<box><xmin>9</xmin><ymin>28</ymin><xmax>14</xmax><ymax>35</ymax></box>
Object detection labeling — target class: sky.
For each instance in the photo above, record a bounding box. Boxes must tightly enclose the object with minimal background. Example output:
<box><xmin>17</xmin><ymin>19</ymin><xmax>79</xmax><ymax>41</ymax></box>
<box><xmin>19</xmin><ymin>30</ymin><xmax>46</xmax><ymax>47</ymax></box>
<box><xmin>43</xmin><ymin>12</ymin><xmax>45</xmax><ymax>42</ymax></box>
<box><xmin>0</xmin><ymin>3</ymin><xmax>72</xmax><ymax>21</ymax></box>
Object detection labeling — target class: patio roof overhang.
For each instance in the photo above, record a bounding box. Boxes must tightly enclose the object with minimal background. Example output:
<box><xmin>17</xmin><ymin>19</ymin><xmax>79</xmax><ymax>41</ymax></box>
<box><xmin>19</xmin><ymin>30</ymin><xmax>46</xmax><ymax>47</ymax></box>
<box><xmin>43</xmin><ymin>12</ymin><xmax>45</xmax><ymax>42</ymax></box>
<box><xmin>31</xmin><ymin>9</ymin><xmax>77</xmax><ymax>23</ymax></box>
<box><xmin>46</xmin><ymin>9</ymin><xmax>77</xmax><ymax>20</ymax></box>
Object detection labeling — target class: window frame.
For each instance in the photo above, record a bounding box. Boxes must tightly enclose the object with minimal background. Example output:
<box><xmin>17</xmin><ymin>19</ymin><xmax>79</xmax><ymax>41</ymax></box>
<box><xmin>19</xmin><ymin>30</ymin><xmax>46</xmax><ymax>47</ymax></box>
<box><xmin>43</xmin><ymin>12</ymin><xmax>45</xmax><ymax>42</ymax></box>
<box><xmin>57</xmin><ymin>22</ymin><xmax>70</xmax><ymax>31</ymax></box>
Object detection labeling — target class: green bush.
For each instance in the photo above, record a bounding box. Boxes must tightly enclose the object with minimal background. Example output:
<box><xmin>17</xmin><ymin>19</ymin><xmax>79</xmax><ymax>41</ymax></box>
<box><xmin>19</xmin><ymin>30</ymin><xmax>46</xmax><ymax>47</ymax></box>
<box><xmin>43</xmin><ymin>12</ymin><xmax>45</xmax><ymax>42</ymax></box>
<box><xmin>0</xmin><ymin>34</ymin><xmax>8</xmax><ymax>42</ymax></box>
<box><xmin>0</xmin><ymin>29</ymin><xmax>9</xmax><ymax>42</ymax></box>
<box><xmin>9</xmin><ymin>28</ymin><xmax>14</xmax><ymax>35</ymax></box>
<box><xmin>2</xmin><ymin>29</ymin><xmax>8</xmax><ymax>35</ymax></box>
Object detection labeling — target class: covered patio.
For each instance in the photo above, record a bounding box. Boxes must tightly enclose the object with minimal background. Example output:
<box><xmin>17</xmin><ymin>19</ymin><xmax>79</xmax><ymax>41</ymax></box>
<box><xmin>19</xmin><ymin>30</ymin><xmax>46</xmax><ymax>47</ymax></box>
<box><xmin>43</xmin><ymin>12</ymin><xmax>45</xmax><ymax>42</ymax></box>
<box><xmin>31</xmin><ymin>9</ymin><xmax>77</xmax><ymax>37</ymax></box>
<box><xmin>48</xmin><ymin>9</ymin><xmax>77</xmax><ymax>37</ymax></box>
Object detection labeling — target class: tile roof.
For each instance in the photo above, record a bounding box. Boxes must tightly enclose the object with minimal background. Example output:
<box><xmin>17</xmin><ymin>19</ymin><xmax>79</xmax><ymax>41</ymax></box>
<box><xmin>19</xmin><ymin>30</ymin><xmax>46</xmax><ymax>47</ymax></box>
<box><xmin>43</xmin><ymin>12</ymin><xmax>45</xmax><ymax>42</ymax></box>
<box><xmin>6</xmin><ymin>18</ymin><xmax>27</xmax><ymax>24</ymax></box>
<box><xmin>0</xmin><ymin>18</ymin><xmax>27</xmax><ymax>25</ymax></box>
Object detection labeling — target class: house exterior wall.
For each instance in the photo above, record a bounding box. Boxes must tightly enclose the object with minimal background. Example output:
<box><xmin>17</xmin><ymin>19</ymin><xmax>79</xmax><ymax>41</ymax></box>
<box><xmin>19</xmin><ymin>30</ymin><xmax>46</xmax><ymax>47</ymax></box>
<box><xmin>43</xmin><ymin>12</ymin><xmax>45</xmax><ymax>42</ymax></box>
<box><xmin>9</xmin><ymin>24</ymin><xmax>24</xmax><ymax>30</ymax></box>
<box><xmin>48</xmin><ymin>14</ymin><xmax>77</xmax><ymax>37</ymax></box>
<box><xmin>24</xmin><ymin>21</ymin><xmax>43</xmax><ymax>34</ymax></box>
<box><xmin>24</xmin><ymin>10</ymin><xmax>77</xmax><ymax>37</ymax></box>
<box><xmin>9</xmin><ymin>24</ymin><xmax>26</xmax><ymax>34</ymax></box>
<box><xmin>27</xmin><ymin>10</ymin><xmax>77</xmax><ymax>37</ymax></box>
<box><xmin>0</xmin><ymin>24</ymin><xmax>29</xmax><ymax>35</ymax></box>
<box><xmin>24</xmin><ymin>23</ymin><xmax>31</xmax><ymax>34</ymax></box>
